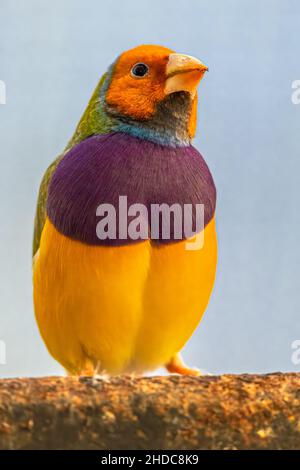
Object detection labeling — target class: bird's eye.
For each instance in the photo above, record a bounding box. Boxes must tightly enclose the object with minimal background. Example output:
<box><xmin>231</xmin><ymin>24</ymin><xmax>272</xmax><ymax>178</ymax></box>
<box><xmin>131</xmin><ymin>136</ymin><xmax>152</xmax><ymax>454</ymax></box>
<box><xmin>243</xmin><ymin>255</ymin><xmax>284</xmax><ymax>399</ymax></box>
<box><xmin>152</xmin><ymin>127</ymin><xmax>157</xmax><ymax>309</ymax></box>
<box><xmin>131</xmin><ymin>63</ymin><xmax>149</xmax><ymax>78</ymax></box>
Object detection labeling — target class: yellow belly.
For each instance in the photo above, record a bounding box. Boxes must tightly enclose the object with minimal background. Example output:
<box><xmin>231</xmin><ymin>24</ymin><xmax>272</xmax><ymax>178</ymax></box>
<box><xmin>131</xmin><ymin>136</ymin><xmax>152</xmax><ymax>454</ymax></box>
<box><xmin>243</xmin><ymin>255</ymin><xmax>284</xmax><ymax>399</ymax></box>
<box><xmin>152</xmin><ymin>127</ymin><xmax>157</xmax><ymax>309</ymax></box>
<box><xmin>33</xmin><ymin>217</ymin><xmax>217</xmax><ymax>374</ymax></box>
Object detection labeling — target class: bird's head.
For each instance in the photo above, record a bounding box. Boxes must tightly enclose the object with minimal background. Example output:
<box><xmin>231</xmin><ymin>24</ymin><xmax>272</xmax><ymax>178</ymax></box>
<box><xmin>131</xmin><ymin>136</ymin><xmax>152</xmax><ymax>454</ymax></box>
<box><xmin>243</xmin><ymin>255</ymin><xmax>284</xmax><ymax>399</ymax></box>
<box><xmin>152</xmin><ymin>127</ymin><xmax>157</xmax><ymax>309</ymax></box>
<box><xmin>68</xmin><ymin>45</ymin><xmax>208</xmax><ymax>148</ymax></box>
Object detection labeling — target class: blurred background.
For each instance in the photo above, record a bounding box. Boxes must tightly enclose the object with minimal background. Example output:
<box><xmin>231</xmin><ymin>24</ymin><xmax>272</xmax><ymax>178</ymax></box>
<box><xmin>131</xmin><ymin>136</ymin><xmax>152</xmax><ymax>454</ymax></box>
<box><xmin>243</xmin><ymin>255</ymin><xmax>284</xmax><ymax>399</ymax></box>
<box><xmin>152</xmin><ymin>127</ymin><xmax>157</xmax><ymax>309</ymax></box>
<box><xmin>0</xmin><ymin>0</ymin><xmax>299</xmax><ymax>377</ymax></box>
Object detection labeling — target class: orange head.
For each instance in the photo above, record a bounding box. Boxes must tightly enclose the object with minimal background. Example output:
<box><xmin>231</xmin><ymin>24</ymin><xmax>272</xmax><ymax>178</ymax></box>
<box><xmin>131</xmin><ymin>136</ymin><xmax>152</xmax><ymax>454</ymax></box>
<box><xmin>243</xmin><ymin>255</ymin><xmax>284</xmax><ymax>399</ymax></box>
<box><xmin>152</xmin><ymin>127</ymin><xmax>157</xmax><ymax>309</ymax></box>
<box><xmin>70</xmin><ymin>45</ymin><xmax>208</xmax><ymax>148</ymax></box>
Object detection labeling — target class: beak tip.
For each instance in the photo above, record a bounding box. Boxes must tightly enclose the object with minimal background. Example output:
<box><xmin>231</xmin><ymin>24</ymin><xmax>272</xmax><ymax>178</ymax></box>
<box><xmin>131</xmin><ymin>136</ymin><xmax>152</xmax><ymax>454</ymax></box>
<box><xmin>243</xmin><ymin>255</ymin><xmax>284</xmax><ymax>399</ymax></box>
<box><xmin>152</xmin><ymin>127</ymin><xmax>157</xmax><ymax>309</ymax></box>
<box><xmin>165</xmin><ymin>53</ymin><xmax>208</xmax><ymax>96</ymax></box>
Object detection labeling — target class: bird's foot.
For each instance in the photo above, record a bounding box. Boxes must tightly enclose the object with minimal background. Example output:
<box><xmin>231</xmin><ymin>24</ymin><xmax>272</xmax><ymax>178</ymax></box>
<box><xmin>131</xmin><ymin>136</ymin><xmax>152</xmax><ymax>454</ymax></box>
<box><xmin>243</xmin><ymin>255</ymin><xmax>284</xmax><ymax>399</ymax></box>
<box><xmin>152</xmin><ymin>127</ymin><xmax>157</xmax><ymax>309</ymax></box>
<box><xmin>92</xmin><ymin>362</ymin><xmax>110</xmax><ymax>383</ymax></box>
<box><xmin>92</xmin><ymin>373</ymin><xmax>110</xmax><ymax>384</ymax></box>
<box><xmin>165</xmin><ymin>353</ymin><xmax>201</xmax><ymax>376</ymax></box>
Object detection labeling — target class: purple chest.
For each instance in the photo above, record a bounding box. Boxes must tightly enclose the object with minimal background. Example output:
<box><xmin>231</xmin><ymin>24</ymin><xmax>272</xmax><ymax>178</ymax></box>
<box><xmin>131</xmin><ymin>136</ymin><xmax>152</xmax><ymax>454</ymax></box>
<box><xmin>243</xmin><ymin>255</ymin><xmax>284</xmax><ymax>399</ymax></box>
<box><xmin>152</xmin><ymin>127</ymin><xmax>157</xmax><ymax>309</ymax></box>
<box><xmin>47</xmin><ymin>133</ymin><xmax>216</xmax><ymax>245</ymax></box>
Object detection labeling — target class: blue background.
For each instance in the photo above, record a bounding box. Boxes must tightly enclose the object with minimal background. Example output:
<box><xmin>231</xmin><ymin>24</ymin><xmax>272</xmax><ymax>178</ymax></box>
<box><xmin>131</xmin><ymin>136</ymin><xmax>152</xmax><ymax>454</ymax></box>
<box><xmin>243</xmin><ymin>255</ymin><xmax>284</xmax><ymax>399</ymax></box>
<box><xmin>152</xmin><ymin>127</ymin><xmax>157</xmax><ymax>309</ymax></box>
<box><xmin>0</xmin><ymin>0</ymin><xmax>299</xmax><ymax>377</ymax></box>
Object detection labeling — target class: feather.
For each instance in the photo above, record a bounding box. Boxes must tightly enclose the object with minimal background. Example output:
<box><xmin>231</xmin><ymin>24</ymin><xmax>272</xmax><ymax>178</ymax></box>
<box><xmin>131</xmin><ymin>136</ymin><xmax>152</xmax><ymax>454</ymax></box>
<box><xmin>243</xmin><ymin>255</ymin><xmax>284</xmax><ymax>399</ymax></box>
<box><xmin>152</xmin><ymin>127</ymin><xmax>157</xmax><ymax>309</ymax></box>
<box><xmin>47</xmin><ymin>132</ymin><xmax>216</xmax><ymax>245</ymax></box>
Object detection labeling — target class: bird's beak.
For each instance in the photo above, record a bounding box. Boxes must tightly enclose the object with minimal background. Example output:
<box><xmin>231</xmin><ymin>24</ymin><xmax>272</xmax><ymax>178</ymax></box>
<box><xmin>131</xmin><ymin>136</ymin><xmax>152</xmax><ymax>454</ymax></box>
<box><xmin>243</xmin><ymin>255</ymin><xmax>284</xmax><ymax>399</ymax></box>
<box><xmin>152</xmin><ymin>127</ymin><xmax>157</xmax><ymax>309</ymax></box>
<box><xmin>165</xmin><ymin>53</ymin><xmax>208</xmax><ymax>98</ymax></box>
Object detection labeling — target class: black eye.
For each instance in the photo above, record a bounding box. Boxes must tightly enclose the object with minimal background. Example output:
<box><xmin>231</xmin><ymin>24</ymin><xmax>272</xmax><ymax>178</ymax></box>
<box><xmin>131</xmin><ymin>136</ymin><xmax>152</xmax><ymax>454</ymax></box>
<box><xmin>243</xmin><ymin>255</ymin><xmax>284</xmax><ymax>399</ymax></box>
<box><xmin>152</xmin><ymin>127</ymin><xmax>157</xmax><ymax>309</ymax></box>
<box><xmin>131</xmin><ymin>63</ymin><xmax>149</xmax><ymax>78</ymax></box>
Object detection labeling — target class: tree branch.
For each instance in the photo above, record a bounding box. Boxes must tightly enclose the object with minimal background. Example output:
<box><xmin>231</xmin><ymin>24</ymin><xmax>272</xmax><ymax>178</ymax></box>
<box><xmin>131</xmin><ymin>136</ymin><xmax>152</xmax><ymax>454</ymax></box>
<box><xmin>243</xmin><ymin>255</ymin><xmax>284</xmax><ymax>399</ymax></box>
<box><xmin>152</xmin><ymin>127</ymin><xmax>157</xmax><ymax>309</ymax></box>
<box><xmin>0</xmin><ymin>373</ymin><xmax>299</xmax><ymax>449</ymax></box>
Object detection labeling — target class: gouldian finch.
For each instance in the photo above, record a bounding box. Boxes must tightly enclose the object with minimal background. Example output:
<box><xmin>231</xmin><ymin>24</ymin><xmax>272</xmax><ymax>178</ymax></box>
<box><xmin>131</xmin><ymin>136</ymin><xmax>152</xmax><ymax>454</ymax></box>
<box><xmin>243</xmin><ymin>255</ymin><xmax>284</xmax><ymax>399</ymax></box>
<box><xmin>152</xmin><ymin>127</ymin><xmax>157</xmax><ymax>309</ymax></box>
<box><xmin>33</xmin><ymin>45</ymin><xmax>217</xmax><ymax>376</ymax></box>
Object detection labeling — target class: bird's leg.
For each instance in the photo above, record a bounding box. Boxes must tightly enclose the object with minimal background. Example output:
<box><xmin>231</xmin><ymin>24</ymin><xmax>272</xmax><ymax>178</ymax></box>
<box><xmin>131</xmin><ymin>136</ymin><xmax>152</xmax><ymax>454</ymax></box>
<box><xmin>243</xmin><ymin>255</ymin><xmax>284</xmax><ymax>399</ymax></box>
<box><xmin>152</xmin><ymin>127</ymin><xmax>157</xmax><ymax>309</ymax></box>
<box><xmin>165</xmin><ymin>353</ymin><xmax>201</xmax><ymax>376</ymax></box>
<box><xmin>80</xmin><ymin>361</ymin><xmax>95</xmax><ymax>377</ymax></box>
<box><xmin>65</xmin><ymin>359</ymin><xmax>95</xmax><ymax>377</ymax></box>
<box><xmin>67</xmin><ymin>359</ymin><xmax>110</xmax><ymax>382</ymax></box>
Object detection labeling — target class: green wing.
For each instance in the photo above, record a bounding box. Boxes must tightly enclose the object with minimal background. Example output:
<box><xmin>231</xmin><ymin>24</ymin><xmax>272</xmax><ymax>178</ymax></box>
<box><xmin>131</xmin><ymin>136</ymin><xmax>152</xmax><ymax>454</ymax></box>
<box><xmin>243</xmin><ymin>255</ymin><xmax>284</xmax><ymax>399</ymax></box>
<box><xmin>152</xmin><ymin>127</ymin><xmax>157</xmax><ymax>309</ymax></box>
<box><xmin>32</xmin><ymin>72</ymin><xmax>111</xmax><ymax>258</ymax></box>
<box><xmin>32</xmin><ymin>155</ymin><xmax>63</xmax><ymax>257</ymax></box>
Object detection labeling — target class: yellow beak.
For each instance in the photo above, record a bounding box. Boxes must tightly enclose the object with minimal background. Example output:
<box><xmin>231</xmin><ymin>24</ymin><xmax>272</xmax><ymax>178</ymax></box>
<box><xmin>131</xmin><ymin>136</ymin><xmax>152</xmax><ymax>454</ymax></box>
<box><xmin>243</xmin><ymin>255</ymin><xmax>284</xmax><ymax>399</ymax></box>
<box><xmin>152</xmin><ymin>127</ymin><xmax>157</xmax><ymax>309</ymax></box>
<box><xmin>165</xmin><ymin>53</ymin><xmax>208</xmax><ymax>97</ymax></box>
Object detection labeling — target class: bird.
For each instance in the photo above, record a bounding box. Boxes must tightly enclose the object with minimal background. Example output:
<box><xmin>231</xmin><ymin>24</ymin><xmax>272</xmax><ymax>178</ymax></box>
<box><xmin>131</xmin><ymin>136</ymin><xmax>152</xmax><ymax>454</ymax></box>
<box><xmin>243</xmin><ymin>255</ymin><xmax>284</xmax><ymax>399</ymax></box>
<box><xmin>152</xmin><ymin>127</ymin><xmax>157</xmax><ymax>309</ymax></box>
<box><xmin>33</xmin><ymin>44</ymin><xmax>217</xmax><ymax>377</ymax></box>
